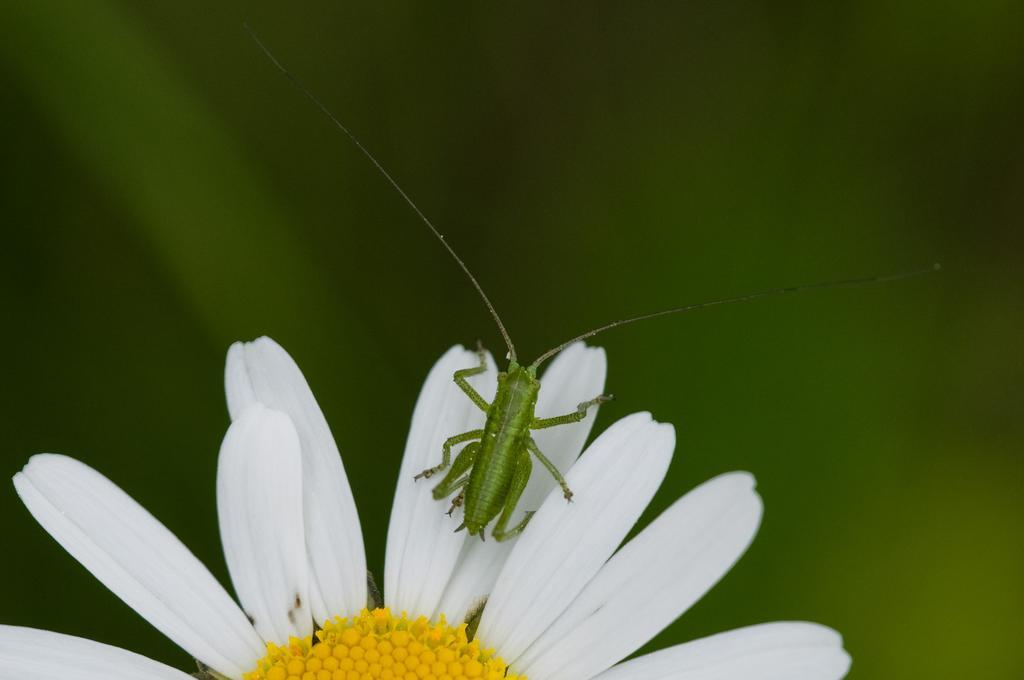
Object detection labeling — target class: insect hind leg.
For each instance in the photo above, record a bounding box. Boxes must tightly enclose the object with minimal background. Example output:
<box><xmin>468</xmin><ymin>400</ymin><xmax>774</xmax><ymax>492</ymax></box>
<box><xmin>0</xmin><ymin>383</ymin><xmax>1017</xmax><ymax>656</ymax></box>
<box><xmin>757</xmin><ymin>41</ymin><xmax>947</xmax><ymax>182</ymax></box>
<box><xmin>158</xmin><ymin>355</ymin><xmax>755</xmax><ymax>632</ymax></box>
<box><xmin>429</xmin><ymin>441</ymin><xmax>480</xmax><ymax>502</ymax></box>
<box><xmin>415</xmin><ymin>430</ymin><xmax>482</xmax><ymax>480</ymax></box>
<box><xmin>531</xmin><ymin>393</ymin><xmax>614</xmax><ymax>430</ymax></box>
<box><xmin>491</xmin><ymin>448</ymin><xmax>534</xmax><ymax>542</ymax></box>
<box><xmin>446</xmin><ymin>483</ymin><xmax>468</xmax><ymax>516</ymax></box>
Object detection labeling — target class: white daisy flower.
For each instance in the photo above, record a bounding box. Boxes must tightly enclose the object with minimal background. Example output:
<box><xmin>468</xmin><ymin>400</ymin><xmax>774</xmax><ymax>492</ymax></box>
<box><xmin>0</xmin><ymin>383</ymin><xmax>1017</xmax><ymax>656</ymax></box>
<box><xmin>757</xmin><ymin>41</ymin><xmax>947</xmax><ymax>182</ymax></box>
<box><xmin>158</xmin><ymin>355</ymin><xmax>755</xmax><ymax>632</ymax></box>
<box><xmin>5</xmin><ymin>337</ymin><xmax>851</xmax><ymax>680</ymax></box>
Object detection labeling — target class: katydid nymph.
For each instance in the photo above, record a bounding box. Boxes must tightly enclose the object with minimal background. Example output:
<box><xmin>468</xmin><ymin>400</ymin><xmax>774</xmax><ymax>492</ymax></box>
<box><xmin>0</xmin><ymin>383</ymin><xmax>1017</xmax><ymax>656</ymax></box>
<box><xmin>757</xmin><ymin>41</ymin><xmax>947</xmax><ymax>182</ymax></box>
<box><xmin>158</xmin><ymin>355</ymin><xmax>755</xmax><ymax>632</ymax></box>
<box><xmin>247</xmin><ymin>27</ymin><xmax>939</xmax><ymax>542</ymax></box>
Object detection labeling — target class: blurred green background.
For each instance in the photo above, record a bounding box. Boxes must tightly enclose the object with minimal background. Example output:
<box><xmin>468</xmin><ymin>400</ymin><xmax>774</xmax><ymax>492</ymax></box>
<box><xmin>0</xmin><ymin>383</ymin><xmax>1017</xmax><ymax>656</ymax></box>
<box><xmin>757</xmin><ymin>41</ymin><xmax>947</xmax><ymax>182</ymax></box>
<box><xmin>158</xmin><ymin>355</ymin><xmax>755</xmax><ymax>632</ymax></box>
<box><xmin>1</xmin><ymin>2</ymin><xmax>1021</xmax><ymax>678</ymax></box>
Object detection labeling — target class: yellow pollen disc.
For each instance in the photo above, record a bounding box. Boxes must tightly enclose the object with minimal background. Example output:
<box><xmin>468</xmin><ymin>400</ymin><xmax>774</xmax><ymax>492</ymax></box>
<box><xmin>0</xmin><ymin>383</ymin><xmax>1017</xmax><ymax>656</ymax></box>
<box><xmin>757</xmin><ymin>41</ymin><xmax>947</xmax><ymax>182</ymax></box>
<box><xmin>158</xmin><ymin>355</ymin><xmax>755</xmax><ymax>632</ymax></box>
<box><xmin>245</xmin><ymin>607</ymin><xmax>525</xmax><ymax>680</ymax></box>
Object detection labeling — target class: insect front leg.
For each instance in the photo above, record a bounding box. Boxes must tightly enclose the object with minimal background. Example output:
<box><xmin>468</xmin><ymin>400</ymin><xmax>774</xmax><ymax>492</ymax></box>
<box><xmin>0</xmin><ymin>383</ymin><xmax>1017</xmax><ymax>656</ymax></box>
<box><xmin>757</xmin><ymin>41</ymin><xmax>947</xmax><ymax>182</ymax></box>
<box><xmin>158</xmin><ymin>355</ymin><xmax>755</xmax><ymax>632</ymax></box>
<box><xmin>454</xmin><ymin>343</ymin><xmax>491</xmax><ymax>412</ymax></box>
<box><xmin>430</xmin><ymin>441</ymin><xmax>480</xmax><ymax>502</ymax></box>
<box><xmin>415</xmin><ymin>430</ymin><xmax>483</xmax><ymax>480</ymax></box>
<box><xmin>530</xmin><ymin>393</ymin><xmax>614</xmax><ymax>430</ymax></box>
<box><xmin>491</xmin><ymin>447</ymin><xmax>534</xmax><ymax>542</ymax></box>
<box><xmin>526</xmin><ymin>437</ymin><xmax>574</xmax><ymax>501</ymax></box>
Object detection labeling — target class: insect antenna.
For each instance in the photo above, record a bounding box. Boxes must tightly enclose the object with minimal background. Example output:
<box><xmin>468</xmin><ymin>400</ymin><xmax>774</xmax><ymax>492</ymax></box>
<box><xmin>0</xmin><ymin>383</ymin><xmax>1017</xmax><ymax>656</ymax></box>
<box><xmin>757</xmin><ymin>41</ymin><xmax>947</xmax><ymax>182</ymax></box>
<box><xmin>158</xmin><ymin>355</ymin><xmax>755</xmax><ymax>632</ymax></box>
<box><xmin>530</xmin><ymin>264</ymin><xmax>941</xmax><ymax>369</ymax></box>
<box><xmin>244</xmin><ymin>24</ymin><xmax>518</xmax><ymax>363</ymax></box>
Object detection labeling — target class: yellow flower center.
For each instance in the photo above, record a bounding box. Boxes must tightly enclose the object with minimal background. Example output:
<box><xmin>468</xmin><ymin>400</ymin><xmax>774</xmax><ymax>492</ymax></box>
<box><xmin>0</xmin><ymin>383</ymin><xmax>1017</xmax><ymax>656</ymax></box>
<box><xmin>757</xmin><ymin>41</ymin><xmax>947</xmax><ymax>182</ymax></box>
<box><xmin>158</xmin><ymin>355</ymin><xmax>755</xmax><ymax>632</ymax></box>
<box><xmin>245</xmin><ymin>608</ymin><xmax>524</xmax><ymax>680</ymax></box>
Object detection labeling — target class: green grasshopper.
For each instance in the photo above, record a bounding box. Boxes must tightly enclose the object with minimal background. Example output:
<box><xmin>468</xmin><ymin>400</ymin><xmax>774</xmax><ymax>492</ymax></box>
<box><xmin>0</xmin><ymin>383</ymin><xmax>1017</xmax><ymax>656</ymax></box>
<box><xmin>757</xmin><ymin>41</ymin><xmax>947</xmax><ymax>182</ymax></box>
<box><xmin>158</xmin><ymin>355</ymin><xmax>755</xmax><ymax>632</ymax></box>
<box><xmin>412</xmin><ymin>344</ymin><xmax>609</xmax><ymax>541</ymax></box>
<box><xmin>247</xmin><ymin>28</ymin><xmax>938</xmax><ymax>541</ymax></box>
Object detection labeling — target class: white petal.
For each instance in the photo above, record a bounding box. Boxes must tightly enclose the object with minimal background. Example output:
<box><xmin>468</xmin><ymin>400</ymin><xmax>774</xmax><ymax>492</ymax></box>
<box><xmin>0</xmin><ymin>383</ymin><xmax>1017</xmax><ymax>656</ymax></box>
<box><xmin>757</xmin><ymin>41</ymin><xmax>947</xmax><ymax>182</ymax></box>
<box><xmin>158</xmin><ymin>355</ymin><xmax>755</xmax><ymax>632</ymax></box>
<box><xmin>519</xmin><ymin>472</ymin><xmax>763</xmax><ymax>679</ymax></box>
<box><xmin>433</xmin><ymin>537</ymin><xmax>513</xmax><ymax>624</ymax></box>
<box><xmin>476</xmin><ymin>413</ymin><xmax>674</xmax><ymax>664</ymax></box>
<box><xmin>218</xmin><ymin>403</ymin><xmax>312</xmax><ymax>643</ymax></box>
<box><xmin>225</xmin><ymin>337</ymin><xmax>366</xmax><ymax>622</ymax></box>
<box><xmin>384</xmin><ymin>345</ymin><xmax>496</xmax><ymax>617</ymax></box>
<box><xmin>434</xmin><ymin>343</ymin><xmax>607</xmax><ymax>623</ymax></box>
<box><xmin>0</xmin><ymin>626</ymin><xmax>195</xmax><ymax>680</ymax></box>
<box><xmin>592</xmin><ymin>622</ymin><xmax>852</xmax><ymax>680</ymax></box>
<box><xmin>13</xmin><ymin>455</ymin><xmax>263</xmax><ymax>680</ymax></box>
